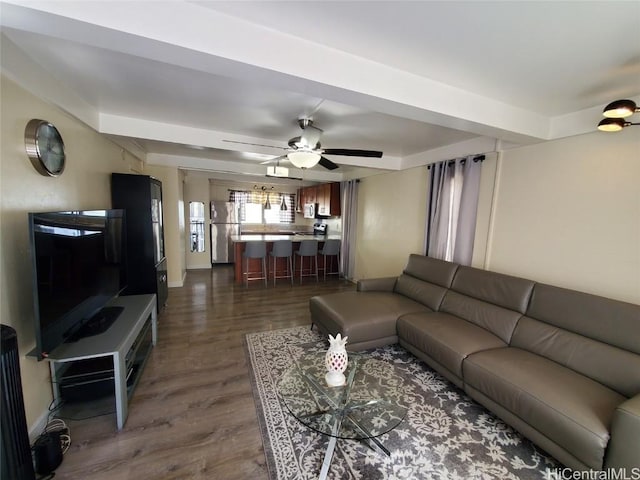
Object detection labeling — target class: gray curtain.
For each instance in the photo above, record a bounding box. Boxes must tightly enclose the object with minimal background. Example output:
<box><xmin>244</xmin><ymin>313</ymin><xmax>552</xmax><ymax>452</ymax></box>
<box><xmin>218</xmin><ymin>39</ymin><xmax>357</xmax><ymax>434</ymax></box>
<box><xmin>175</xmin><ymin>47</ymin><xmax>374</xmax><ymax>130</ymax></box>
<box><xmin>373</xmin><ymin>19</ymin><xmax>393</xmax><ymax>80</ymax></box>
<box><xmin>425</xmin><ymin>155</ymin><xmax>482</xmax><ymax>265</ymax></box>
<box><xmin>340</xmin><ymin>180</ymin><xmax>359</xmax><ymax>279</ymax></box>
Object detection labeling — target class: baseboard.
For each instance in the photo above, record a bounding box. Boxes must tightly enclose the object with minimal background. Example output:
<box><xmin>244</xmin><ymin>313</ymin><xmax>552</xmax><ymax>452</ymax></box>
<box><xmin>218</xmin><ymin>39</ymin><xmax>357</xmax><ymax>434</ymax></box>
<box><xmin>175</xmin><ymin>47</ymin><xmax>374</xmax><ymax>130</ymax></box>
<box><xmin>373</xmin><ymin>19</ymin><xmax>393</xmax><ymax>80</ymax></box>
<box><xmin>187</xmin><ymin>263</ymin><xmax>212</xmax><ymax>270</ymax></box>
<box><xmin>168</xmin><ymin>270</ymin><xmax>187</xmax><ymax>288</ymax></box>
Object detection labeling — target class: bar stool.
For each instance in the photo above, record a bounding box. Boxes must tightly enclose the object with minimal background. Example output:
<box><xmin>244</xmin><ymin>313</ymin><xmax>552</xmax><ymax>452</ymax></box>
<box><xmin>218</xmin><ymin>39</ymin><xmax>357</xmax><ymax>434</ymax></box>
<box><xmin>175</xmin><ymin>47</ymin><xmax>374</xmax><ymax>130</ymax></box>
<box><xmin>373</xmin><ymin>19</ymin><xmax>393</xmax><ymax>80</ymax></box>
<box><xmin>243</xmin><ymin>241</ymin><xmax>267</xmax><ymax>287</ymax></box>
<box><xmin>270</xmin><ymin>240</ymin><xmax>293</xmax><ymax>286</ymax></box>
<box><xmin>319</xmin><ymin>239</ymin><xmax>341</xmax><ymax>280</ymax></box>
<box><xmin>294</xmin><ymin>240</ymin><xmax>318</xmax><ymax>284</ymax></box>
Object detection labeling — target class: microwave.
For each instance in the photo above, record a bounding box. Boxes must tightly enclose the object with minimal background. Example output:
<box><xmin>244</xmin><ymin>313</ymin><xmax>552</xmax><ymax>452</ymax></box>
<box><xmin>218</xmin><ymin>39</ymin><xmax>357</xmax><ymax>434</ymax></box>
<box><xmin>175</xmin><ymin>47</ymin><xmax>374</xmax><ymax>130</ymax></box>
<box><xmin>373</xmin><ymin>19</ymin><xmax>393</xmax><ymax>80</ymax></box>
<box><xmin>303</xmin><ymin>203</ymin><xmax>316</xmax><ymax>219</ymax></box>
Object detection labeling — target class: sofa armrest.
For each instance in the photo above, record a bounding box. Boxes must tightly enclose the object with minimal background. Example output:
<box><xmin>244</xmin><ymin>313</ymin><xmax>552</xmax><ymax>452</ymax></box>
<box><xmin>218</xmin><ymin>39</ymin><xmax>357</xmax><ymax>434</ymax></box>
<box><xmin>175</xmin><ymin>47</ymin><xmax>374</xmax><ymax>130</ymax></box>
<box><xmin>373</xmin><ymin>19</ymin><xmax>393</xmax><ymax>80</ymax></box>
<box><xmin>605</xmin><ymin>394</ymin><xmax>640</xmax><ymax>469</ymax></box>
<box><xmin>356</xmin><ymin>277</ymin><xmax>397</xmax><ymax>292</ymax></box>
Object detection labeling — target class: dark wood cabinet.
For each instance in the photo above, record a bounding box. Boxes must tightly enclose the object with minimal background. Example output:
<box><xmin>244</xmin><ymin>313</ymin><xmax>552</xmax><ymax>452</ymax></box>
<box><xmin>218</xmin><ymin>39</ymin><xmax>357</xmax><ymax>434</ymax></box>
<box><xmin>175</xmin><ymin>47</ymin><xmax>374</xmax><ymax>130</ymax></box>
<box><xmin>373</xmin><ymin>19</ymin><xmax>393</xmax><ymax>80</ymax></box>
<box><xmin>298</xmin><ymin>182</ymin><xmax>341</xmax><ymax>217</ymax></box>
<box><xmin>316</xmin><ymin>183</ymin><xmax>330</xmax><ymax>216</ymax></box>
<box><xmin>316</xmin><ymin>182</ymin><xmax>341</xmax><ymax>216</ymax></box>
<box><xmin>303</xmin><ymin>185</ymin><xmax>317</xmax><ymax>205</ymax></box>
<box><xmin>111</xmin><ymin>173</ymin><xmax>168</xmax><ymax>312</ymax></box>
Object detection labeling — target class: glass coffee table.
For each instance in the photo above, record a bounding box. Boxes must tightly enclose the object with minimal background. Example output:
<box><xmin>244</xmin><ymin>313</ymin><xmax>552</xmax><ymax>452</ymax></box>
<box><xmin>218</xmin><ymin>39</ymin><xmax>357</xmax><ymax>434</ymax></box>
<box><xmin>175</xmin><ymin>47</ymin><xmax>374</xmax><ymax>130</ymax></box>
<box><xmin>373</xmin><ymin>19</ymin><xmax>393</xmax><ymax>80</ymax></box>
<box><xmin>278</xmin><ymin>352</ymin><xmax>407</xmax><ymax>480</ymax></box>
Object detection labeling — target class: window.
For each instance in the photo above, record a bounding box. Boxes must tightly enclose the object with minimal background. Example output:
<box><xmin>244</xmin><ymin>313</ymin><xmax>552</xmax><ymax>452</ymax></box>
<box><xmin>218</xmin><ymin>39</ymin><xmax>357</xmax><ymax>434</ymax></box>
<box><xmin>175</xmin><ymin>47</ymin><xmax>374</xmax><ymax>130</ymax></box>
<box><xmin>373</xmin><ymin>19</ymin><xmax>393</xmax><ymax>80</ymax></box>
<box><xmin>189</xmin><ymin>201</ymin><xmax>205</xmax><ymax>252</ymax></box>
<box><xmin>229</xmin><ymin>189</ymin><xmax>295</xmax><ymax>224</ymax></box>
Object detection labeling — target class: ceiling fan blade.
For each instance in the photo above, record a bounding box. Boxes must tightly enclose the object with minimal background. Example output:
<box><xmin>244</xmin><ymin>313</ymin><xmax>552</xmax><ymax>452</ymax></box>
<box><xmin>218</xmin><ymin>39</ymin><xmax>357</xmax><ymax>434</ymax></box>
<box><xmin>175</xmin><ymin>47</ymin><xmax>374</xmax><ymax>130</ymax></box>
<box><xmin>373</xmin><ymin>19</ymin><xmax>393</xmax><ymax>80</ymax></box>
<box><xmin>318</xmin><ymin>156</ymin><xmax>339</xmax><ymax>171</ymax></box>
<box><xmin>323</xmin><ymin>148</ymin><xmax>383</xmax><ymax>158</ymax></box>
<box><xmin>222</xmin><ymin>139</ymin><xmax>287</xmax><ymax>150</ymax></box>
<box><xmin>260</xmin><ymin>155</ymin><xmax>287</xmax><ymax>165</ymax></box>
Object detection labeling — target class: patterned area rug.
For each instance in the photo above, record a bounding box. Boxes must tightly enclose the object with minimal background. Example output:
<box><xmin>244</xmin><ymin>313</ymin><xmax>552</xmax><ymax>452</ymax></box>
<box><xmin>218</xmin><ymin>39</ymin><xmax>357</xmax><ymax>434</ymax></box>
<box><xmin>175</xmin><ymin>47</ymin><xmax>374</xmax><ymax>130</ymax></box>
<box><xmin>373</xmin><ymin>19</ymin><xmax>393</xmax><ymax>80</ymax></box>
<box><xmin>245</xmin><ymin>326</ymin><xmax>560</xmax><ymax>480</ymax></box>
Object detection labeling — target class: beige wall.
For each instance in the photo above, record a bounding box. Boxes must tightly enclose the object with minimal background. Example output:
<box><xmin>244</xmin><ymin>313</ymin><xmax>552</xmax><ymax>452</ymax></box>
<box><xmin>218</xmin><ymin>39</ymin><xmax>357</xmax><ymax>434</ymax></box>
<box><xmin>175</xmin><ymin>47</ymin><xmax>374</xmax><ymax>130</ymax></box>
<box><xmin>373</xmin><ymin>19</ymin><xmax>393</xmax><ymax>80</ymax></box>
<box><xmin>0</xmin><ymin>76</ymin><xmax>142</xmax><ymax>430</ymax></box>
<box><xmin>354</xmin><ymin>166</ymin><xmax>428</xmax><ymax>279</ymax></box>
<box><xmin>485</xmin><ymin>131</ymin><xmax>640</xmax><ymax>304</ymax></box>
<box><xmin>354</xmin><ymin>131</ymin><xmax>639</xmax><ymax>305</ymax></box>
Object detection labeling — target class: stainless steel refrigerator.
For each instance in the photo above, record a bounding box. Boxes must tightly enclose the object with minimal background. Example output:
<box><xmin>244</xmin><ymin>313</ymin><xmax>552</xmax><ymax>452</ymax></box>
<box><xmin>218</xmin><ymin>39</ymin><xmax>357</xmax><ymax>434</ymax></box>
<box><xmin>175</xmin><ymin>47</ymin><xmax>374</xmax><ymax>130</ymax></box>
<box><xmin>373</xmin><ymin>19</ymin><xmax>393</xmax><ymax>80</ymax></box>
<box><xmin>210</xmin><ymin>201</ymin><xmax>240</xmax><ymax>264</ymax></box>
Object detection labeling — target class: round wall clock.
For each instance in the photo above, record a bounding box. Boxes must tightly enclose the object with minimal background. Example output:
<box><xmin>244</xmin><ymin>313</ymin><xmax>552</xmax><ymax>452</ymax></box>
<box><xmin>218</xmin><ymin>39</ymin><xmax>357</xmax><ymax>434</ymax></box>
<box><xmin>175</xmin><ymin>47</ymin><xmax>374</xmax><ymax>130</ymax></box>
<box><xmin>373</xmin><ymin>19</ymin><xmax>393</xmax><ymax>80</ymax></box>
<box><xmin>24</xmin><ymin>119</ymin><xmax>66</xmax><ymax>177</ymax></box>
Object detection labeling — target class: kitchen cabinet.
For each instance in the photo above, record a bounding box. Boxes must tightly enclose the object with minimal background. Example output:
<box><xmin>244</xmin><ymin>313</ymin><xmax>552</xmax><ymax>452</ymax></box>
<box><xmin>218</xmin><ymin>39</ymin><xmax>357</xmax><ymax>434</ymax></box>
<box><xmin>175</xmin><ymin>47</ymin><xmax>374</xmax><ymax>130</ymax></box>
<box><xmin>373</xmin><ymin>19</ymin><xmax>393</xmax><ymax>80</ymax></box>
<box><xmin>111</xmin><ymin>173</ymin><xmax>168</xmax><ymax>313</ymax></box>
<box><xmin>298</xmin><ymin>183</ymin><xmax>341</xmax><ymax>217</ymax></box>
<box><xmin>316</xmin><ymin>183</ymin><xmax>329</xmax><ymax>215</ymax></box>
<box><xmin>303</xmin><ymin>185</ymin><xmax>317</xmax><ymax>205</ymax></box>
<box><xmin>317</xmin><ymin>182</ymin><xmax>341</xmax><ymax>217</ymax></box>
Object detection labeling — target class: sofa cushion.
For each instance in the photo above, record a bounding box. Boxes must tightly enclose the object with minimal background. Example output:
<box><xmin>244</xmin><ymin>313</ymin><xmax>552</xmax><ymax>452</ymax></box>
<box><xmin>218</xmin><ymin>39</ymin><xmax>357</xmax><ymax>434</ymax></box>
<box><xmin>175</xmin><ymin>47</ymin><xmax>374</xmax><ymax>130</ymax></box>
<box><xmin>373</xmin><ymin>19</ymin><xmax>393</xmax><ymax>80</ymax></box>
<box><xmin>526</xmin><ymin>283</ymin><xmax>640</xmax><ymax>355</ymax></box>
<box><xmin>440</xmin><ymin>291</ymin><xmax>525</xmax><ymax>344</ymax></box>
<box><xmin>309</xmin><ymin>291</ymin><xmax>429</xmax><ymax>349</ymax></box>
<box><xmin>402</xmin><ymin>254</ymin><xmax>459</xmax><ymax>287</ymax></box>
<box><xmin>397</xmin><ymin>312</ymin><xmax>506</xmax><ymax>379</ymax></box>
<box><xmin>449</xmin><ymin>266</ymin><xmax>534</xmax><ymax>313</ymax></box>
<box><xmin>511</xmin><ymin>317</ymin><xmax>640</xmax><ymax>398</ymax></box>
<box><xmin>438</xmin><ymin>266</ymin><xmax>535</xmax><ymax>343</ymax></box>
<box><xmin>463</xmin><ymin>347</ymin><xmax>626</xmax><ymax>470</ymax></box>
<box><xmin>394</xmin><ymin>274</ymin><xmax>449</xmax><ymax>311</ymax></box>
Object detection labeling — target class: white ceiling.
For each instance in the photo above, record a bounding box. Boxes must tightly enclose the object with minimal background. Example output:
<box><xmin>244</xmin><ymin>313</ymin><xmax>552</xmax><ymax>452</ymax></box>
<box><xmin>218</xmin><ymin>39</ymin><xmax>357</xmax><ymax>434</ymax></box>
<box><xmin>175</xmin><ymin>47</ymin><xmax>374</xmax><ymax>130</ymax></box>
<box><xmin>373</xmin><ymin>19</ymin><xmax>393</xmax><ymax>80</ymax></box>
<box><xmin>1</xmin><ymin>1</ymin><xmax>639</xmax><ymax>184</ymax></box>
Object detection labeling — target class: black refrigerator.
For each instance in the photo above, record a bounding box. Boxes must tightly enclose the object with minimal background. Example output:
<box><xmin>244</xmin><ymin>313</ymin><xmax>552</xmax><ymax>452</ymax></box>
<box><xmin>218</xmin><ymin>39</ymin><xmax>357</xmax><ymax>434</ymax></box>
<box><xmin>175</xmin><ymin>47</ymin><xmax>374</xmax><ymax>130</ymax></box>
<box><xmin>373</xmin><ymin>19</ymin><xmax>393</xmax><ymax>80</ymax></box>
<box><xmin>112</xmin><ymin>173</ymin><xmax>168</xmax><ymax>312</ymax></box>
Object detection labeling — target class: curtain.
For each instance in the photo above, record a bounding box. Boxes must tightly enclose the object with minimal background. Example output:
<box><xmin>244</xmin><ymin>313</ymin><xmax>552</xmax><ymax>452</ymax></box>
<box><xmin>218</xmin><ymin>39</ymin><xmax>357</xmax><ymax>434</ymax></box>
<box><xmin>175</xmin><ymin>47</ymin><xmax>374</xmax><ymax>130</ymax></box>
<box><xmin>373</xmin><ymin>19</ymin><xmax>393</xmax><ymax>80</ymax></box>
<box><xmin>228</xmin><ymin>189</ymin><xmax>295</xmax><ymax>223</ymax></box>
<box><xmin>425</xmin><ymin>155</ymin><xmax>482</xmax><ymax>265</ymax></box>
<box><xmin>340</xmin><ymin>180</ymin><xmax>359</xmax><ymax>280</ymax></box>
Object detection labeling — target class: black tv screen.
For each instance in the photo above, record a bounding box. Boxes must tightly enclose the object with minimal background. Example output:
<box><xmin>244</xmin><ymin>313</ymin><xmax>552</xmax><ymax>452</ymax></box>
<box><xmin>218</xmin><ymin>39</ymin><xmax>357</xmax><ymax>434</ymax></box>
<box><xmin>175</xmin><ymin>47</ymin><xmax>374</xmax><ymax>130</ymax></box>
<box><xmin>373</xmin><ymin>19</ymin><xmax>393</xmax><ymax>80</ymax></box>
<box><xmin>28</xmin><ymin>210</ymin><xmax>127</xmax><ymax>359</ymax></box>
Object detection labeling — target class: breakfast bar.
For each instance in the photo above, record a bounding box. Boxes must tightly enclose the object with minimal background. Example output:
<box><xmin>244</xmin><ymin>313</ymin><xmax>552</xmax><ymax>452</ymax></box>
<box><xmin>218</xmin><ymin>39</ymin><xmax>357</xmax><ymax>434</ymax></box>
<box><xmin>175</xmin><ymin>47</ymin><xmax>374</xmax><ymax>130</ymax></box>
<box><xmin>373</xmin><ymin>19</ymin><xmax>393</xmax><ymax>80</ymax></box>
<box><xmin>231</xmin><ymin>234</ymin><xmax>342</xmax><ymax>284</ymax></box>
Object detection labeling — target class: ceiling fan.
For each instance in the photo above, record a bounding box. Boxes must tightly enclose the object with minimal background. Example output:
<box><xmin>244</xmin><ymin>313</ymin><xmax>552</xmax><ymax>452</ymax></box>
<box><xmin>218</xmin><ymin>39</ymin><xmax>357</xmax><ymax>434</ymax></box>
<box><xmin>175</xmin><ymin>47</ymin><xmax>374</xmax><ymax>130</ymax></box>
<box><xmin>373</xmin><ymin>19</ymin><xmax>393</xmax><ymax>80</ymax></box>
<box><xmin>226</xmin><ymin>118</ymin><xmax>383</xmax><ymax>171</ymax></box>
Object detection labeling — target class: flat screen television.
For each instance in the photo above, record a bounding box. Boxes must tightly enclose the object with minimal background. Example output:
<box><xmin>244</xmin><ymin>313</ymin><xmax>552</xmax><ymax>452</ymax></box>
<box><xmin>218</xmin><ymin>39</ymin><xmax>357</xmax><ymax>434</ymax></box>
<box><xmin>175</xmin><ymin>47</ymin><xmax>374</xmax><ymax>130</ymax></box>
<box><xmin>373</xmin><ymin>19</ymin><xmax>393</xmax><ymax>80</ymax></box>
<box><xmin>28</xmin><ymin>209</ymin><xmax>127</xmax><ymax>360</ymax></box>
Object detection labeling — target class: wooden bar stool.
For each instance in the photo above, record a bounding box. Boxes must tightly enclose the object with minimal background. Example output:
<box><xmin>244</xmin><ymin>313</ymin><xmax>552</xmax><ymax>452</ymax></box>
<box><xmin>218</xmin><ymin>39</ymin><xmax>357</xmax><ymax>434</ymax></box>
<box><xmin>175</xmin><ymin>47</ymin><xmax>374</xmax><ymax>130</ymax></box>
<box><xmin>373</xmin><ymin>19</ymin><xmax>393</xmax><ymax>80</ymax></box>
<box><xmin>294</xmin><ymin>240</ymin><xmax>318</xmax><ymax>284</ymax></box>
<box><xmin>270</xmin><ymin>240</ymin><xmax>293</xmax><ymax>286</ymax></box>
<box><xmin>319</xmin><ymin>239</ymin><xmax>341</xmax><ymax>280</ymax></box>
<box><xmin>243</xmin><ymin>241</ymin><xmax>267</xmax><ymax>287</ymax></box>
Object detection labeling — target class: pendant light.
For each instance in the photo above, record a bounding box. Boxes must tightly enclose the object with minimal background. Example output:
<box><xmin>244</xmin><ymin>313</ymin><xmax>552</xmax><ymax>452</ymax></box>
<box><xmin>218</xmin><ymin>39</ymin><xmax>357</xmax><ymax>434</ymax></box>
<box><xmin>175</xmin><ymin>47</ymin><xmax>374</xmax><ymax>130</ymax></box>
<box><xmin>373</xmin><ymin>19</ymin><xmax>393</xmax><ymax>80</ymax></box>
<box><xmin>598</xmin><ymin>99</ymin><xmax>640</xmax><ymax>132</ymax></box>
<box><xmin>602</xmin><ymin>99</ymin><xmax>639</xmax><ymax>118</ymax></box>
<box><xmin>280</xmin><ymin>194</ymin><xmax>287</xmax><ymax>211</ymax></box>
<box><xmin>264</xmin><ymin>192</ymin><xmax>271</xmax><ymax>210</ymax></box>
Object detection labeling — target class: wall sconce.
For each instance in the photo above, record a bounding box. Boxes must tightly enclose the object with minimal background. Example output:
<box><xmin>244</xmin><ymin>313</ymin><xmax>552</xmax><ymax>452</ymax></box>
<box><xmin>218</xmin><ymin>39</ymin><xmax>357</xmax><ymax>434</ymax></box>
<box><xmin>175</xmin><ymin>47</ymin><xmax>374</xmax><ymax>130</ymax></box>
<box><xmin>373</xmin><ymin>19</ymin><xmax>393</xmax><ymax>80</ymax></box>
<box><xmin>598</xmin><ymin>99</ymin><xmax>640</xmax><ymax>132</ymax></box>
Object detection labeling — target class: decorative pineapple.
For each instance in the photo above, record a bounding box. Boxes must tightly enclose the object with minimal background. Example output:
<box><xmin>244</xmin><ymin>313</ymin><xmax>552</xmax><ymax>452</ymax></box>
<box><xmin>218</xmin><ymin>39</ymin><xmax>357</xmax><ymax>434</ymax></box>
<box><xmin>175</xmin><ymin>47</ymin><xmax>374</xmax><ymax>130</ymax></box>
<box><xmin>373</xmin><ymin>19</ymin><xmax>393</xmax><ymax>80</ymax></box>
<box><xmin>325</xmin><ymin>333</ymin><xmax>349</xmax><ymax>387</ymax></box>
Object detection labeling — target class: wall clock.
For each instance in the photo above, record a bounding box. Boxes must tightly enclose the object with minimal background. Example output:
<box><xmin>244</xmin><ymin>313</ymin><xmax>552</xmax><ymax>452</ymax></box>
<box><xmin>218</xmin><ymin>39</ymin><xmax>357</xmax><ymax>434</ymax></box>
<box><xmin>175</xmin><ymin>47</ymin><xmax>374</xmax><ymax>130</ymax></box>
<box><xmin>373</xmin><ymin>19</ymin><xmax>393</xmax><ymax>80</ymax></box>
<box><xmin>24</xmin><ymin>119</ymin><xmax>66</xmax><ymax>177</ymax></box>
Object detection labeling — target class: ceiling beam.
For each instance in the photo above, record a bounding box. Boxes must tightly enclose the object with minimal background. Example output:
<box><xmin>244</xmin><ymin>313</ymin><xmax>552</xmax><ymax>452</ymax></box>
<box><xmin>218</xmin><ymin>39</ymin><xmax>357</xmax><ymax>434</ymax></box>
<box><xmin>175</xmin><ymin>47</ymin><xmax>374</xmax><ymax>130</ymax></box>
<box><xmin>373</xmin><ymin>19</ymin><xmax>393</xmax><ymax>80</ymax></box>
<box><xmin>1</xmin><ymin>1</ymin><xmax>554</xmax><ymax>144</ymax></box>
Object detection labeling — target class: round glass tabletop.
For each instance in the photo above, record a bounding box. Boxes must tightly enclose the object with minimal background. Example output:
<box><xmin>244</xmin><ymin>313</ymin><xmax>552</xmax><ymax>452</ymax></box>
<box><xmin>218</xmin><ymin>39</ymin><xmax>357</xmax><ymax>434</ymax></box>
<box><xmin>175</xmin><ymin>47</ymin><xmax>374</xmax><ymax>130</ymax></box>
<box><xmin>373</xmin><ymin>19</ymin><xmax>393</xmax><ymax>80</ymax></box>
<box><xmin>278</xmin><ymin>352</ymin><xmax>407</xmax><ymax>440</ymax></box>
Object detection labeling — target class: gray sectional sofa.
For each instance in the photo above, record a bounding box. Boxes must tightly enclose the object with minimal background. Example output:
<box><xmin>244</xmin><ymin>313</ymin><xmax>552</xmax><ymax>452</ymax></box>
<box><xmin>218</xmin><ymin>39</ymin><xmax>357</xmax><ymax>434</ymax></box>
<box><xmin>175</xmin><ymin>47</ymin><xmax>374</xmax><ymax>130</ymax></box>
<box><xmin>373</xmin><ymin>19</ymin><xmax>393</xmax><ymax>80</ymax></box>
<box><xmin>309</xmin><ymin>254</ymin><xmax>640</xmax><ymax>472</ymax></box>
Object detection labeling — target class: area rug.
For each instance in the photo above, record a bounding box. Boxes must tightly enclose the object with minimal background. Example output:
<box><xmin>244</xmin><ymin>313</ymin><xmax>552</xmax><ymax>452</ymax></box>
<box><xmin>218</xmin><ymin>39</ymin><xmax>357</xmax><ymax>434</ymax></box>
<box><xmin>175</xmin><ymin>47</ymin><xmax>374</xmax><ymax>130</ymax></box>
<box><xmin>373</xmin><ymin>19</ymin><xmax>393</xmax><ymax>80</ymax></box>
<box><xmin>245</xmin><ymin>326</ymin><xmax>560</xmax><ymax>480</ymax></box>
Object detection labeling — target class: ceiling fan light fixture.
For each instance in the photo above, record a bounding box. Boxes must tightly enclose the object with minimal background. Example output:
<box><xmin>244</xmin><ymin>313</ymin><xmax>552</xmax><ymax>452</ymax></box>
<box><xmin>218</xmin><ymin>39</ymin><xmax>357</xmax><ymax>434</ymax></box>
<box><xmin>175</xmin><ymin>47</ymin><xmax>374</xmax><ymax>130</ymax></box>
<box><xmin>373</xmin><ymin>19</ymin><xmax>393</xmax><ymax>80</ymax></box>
<box><xmin>603</xmin><ymin>99</ymin><xmax>638</xmax><ymax>118</ymax></box>
<box><xmin>288</xmin><ymin>151</ymin><xmax>321</xmax><ymax>169</ymax></box>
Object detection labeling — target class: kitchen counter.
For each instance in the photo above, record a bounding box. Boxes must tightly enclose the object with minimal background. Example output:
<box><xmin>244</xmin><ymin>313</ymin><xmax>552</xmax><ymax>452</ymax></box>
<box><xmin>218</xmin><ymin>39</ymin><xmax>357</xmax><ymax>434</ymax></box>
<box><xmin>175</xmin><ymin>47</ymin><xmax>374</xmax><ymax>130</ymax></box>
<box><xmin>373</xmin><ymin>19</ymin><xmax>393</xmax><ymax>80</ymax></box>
<box><xmin>231</xmin><ymin>234</ymin><xmax>342</xmax><ymax>242</ymax></box>
<box><xmin>230</xmin><ymin>235</ymin><xmax>342</xmax><ymax>284</ymax></box>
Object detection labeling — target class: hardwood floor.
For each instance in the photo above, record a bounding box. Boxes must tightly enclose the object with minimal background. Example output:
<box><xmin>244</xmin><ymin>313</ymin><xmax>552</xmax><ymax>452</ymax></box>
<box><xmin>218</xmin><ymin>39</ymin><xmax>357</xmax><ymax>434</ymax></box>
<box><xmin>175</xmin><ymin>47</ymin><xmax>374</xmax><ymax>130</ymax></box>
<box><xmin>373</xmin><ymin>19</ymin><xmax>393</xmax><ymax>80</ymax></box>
<box><xmin>52</xmin><ymin>266</ymin><xmax>355</xmax><ymax>480</ymax></box>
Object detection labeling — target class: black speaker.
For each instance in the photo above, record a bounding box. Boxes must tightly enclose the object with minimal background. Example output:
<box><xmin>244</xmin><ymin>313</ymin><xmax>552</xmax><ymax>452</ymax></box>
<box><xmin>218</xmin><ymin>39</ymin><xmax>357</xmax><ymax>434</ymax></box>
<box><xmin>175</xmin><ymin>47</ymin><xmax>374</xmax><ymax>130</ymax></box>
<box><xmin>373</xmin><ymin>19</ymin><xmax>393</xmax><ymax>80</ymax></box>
<box><xmin>33</xmin><ymin>431</ymin><xmax>63</xmax><ymax>475</ymax></box>
<box><xmin>0</xmin><ymin>324</ymin><xmax>36</xmax><ymax>480</ymax></box>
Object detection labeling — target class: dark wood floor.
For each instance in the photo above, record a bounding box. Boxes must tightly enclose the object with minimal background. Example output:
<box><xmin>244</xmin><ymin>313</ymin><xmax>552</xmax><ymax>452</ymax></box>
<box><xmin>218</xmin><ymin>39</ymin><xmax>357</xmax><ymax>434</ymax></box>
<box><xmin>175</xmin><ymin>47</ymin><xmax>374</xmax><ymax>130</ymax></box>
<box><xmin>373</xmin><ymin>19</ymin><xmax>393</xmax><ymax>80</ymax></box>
<box><xmin>52</xmin><ymin>266</ymin><xmax>355</xmax><ymax>480</ymax></box>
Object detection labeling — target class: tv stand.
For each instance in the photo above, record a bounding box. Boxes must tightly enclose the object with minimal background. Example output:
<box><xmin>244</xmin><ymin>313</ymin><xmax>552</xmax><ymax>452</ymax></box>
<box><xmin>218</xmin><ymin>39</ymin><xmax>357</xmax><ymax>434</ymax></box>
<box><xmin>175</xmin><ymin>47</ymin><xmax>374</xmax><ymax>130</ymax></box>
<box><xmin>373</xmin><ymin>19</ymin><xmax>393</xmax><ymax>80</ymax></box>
<box><xmin>66</xmin><ymin>306</ymin><xmax>125</xmax><ymax>342</ymax></box>
<box><xmin>45</xmin><ymin>294</ymin><xmax>157</xmax><ymax>430</ymax></box>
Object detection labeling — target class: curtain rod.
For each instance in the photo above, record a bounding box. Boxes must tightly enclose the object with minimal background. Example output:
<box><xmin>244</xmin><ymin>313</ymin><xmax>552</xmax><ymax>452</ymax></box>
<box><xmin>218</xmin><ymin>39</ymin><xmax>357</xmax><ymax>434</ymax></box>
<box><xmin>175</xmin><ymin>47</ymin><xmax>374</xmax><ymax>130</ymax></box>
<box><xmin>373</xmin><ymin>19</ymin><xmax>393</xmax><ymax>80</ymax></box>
<box><xmin>426</xmin><ymin>154</ymin><xmax>486</xmax><ymax>170</ymax></box>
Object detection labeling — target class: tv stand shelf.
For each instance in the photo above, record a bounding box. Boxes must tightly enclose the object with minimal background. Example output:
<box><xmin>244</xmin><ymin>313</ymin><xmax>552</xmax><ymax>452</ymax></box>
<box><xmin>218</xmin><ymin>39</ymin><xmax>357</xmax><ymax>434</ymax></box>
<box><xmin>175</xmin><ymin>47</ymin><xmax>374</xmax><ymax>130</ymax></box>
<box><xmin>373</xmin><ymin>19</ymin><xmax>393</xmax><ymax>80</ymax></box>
<box><xmin>46</xmin><ymin>294</ymin><xmax>157</xmax><ymax>430</ymax></box>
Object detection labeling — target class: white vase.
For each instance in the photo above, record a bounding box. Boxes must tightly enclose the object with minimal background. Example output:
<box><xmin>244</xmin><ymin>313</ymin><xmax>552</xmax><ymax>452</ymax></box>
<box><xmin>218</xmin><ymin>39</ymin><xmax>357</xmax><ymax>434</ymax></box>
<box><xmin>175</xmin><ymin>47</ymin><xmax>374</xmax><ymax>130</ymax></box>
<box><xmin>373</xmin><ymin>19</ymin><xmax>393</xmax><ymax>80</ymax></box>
<box><xmin>325</xmin><ymin>333</ymin><xmax>348</xmax><ymax>387</ymax></box>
